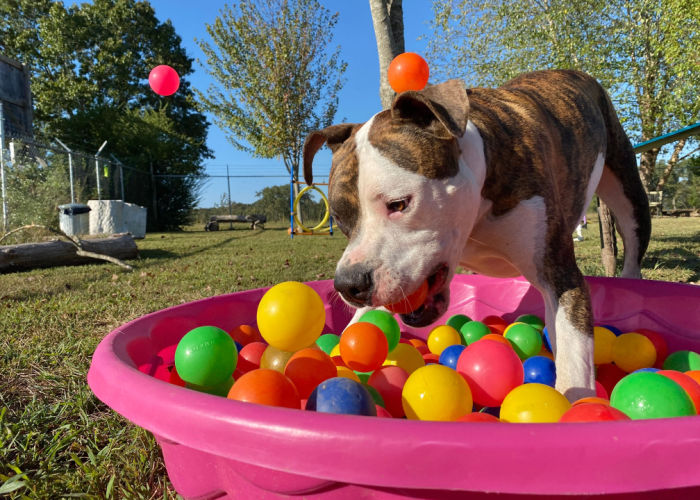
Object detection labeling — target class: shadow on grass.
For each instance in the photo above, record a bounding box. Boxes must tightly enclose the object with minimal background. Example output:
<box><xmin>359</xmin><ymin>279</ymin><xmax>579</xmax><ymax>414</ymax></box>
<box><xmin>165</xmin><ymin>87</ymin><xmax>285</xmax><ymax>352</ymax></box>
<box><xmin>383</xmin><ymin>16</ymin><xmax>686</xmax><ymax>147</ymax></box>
<box><xmin>643</xmin><ymin>245</ymin><xmax>700</xmax><ymax>282</ymax></box>
<box><xmin>140</xmin><ymin>230</ymin><xmax>268</xmax><ymax>263</ymax></box>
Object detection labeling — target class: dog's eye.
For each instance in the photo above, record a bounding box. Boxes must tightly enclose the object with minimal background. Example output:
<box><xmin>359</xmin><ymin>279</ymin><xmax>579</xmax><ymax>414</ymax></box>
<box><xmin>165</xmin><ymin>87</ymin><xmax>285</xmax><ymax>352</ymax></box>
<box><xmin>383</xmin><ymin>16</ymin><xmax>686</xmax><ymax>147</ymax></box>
<box><xmin>387</xmin><ymin>198</ymin><xmax>409</xmax><ymax>213</ymax></box>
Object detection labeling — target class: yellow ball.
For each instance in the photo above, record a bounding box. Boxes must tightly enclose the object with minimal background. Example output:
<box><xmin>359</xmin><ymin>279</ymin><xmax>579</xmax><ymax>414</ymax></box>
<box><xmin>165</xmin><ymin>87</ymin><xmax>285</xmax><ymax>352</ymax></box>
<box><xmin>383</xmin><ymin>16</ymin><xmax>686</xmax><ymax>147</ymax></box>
<box><xmin>330</xmin><ymin>344</ymin><xmax>341</xmax><ymax>358</ymax></box>
<box><xmin>383</xmin><ymin>342</ymin><xmax>425</xmax><ymax>374</ymax></box>
<box><xmin>502</xmin><ymin>321</ymin><xmax>527</xmax><ymax>336</ymax></box>
<box><xmin>257</xmin><ymin>281</ymin><xmax>326</xmax><ymax>352</ymax></box>
<box><xmin>500</xmin><ymin>383</ymin><xmax>571</xmax><ymax>423</ymax></box>
<box><xmin>259</xmin><ymin>345</ymin><xmax>294</xmax><ymax>373</ymax></box>
<box><xmin>593</xmin><ymin>326</ymin><xmax>616</xmax><ymax>365</ymax></box>
<box><xmin>336</xmin><ymin>365</ymin><xmax>361</xmax><ymax>382</ymax></box>
<box><xmin>611</xmin><ymin>332</ymin><xmax>656</xmax><ymax>373</ymax></box>
<box><xmin>427</xmin><ymin>325</ymin><xmax>462</xmax><ymax>355</ymax></box>
<box><xmin>402</xmin><ymin>364</ymin><xmax>472</xmax><ymax>421</ymax></box>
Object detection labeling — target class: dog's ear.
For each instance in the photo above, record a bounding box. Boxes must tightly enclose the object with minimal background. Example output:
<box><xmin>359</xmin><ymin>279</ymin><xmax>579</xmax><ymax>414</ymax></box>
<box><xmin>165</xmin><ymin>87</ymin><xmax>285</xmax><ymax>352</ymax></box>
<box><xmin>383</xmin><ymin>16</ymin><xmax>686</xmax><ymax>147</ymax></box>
<box><xmin>303</xmin><ymin>124</ymin><xmax>361</xmax><ymax>185</ymax></box>
<box><xmin>391</xmin><ymin>79</ymin><xmax>469</xmax><ymax>139</ymax></box>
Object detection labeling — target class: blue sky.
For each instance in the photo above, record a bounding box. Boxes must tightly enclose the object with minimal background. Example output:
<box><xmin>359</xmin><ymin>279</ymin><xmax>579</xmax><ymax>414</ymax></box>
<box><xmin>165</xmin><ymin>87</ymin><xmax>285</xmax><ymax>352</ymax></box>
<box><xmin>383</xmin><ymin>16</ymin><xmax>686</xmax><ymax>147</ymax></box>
<box><xmin>148</xmin><ymin>0</ymin><xmax>435</xmax><ymax>208</ymax></box>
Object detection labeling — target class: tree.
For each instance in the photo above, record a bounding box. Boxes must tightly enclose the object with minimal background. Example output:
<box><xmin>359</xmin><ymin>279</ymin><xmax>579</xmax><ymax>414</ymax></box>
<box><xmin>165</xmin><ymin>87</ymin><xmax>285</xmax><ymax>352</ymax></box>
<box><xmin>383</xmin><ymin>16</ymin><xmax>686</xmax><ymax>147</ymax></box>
<box><xmin>0</xmin><ymin>0</ymin><xmax>212</xmax><ymax>230</ymax></box>
<box><xmin>427</xmin><ymin>0</ymin><xmax>699</xmax><ymax>193</ymax></box>
<box><xmin>196</xmin><ymin>0</ymin><xmax>346</xmax><ymax>184</ymax></box>
<box><xmin>369</xmin><ymin>0</ymin><xmax>405</xmax><ymax>109</ymax></box>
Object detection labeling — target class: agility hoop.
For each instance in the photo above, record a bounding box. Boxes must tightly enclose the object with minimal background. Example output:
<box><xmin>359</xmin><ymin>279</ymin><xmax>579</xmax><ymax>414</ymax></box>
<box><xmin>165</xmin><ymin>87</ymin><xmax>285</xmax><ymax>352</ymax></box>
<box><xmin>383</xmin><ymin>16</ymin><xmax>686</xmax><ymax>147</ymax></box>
<box><xmin>293</xmin><ymin>185</ymin><xmax>331</xmax><ymax>233</ymax></box>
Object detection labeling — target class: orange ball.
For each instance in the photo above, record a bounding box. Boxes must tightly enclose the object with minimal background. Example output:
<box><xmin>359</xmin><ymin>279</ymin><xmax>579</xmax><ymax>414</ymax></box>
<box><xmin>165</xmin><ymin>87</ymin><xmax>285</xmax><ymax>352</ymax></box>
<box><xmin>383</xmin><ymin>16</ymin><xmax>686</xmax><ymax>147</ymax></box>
<box><xmin>228</xmin><ymin>368</ymin><xmax>300</xmax><ymax>409</ymax></box>
<box><xmin>340</xmin><ymin>322</ymin><xmax>389</xmax><ymax>372</ymax></box>
<box><xmin>229</xmin><ymin>324</ymin><xmax>263</xmax><ymax>346</ymax></box>
<box><xmin>385</xmin><ymin>280</ymin><xmax>428</xmax><ymax>314</ymax></box>
<box><xmin>284</xmin><ymin>347</ymin><xmax>337</xmax><ymax>400</ymax></box>
<box><xmin>480</xmin><ymin>333</ymin><xmax>511</xmax><ymax>345</ymax></box>
<box><xmin>407</xmin><ymin>338</ymin><xmax>430</xmax><ymax>354</ymax></box>
<box><xmin>387</xmin><ymin>52</ymin><xmax>429</xmax><ymax>93</ymax></box>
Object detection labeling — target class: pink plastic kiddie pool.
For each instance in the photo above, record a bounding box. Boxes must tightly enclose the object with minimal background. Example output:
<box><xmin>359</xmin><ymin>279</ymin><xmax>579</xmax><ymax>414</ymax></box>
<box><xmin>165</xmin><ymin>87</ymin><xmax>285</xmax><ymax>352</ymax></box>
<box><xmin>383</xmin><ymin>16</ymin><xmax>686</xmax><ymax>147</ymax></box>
<box><xmin>88</xmin><ymin>275</ymin><xmax>700</xmax><ymax>499</ymax></box>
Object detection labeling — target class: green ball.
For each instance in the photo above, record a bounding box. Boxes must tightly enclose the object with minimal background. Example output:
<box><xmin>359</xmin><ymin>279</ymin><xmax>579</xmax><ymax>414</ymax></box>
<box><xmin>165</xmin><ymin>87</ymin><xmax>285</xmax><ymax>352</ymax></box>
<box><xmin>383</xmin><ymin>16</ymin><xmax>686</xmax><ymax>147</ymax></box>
<box><xmin>186</xmin><ymin>377</ymin><xmax>234</xmax><ymax>397</ymax></box>
<box><xmin>514</xmin><ymin>314</ymin><xmax>545</xmax><ymax>332</ymax></box>
<box><xmin>504</xmin><ymin>323</ymin><xmax>543</xmax><ymax>360</ymax></box>
<box><xmin>359</xmin><ymin>310</ymin><xmax>401</xmax><ymax>352</ymax></box>
<box><xmin>316</xmin><ymin>333</ymin><xmax>340</xmax><ymax>355</ymax></box>
<box><xmin>175</xmin><ymin>326</ymin><xmax>237</xmax><ymax>387</ymax></box>
<box><xmin>355</xmin><ymin>371</ymin><xmax>372</xmax><ymax>384</ymax></box>
<box><xmin>663</xmin><ymin>350</ymin><xmax>700</xmax><ymax>372</ymax></box>
<box><xmin>610</xmin><ymin>371</ymin><xmax>695</xmax><ymax>420</ymax></box>
<box><xmin>363</xmin><ymin>383</ymin><xmax>385</xmax><ymax>408</ymax></box>
<box><xmin>459</xmin><ymin>320</ymin><xmax>490</xmax><ymax>345</ymax></box>
<box><xmin>446</xmin><ymin>314</ymin><xmax>471</xmax><ymax>332</ymax></box>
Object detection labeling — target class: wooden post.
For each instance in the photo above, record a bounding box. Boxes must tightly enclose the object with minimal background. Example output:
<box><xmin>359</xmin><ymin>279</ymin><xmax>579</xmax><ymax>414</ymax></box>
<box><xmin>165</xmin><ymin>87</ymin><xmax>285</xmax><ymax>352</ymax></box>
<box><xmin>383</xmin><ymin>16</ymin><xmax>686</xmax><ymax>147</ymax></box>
<box><xmin>597</xmin><ymin>197</ymin><xmax>618</xmax><ymax>276</ymax></box>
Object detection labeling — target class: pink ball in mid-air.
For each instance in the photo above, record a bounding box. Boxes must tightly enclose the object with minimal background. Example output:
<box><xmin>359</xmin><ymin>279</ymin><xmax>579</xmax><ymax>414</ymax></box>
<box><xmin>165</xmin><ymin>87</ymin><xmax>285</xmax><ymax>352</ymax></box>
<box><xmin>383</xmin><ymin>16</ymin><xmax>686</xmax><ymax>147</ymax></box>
<box><xmin>149</xmin><ymin>65</ymin><xmax>180</xmax><ymax>96</ymax></box>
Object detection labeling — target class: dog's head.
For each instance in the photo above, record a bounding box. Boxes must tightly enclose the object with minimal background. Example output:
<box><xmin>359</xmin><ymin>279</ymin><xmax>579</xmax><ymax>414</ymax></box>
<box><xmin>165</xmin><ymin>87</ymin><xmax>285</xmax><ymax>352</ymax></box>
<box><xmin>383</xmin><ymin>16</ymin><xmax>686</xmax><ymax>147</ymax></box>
<box><xmin>303</xmin><ymin>80</ymin><xmax>477</xmax><ymax>327</ymax></box>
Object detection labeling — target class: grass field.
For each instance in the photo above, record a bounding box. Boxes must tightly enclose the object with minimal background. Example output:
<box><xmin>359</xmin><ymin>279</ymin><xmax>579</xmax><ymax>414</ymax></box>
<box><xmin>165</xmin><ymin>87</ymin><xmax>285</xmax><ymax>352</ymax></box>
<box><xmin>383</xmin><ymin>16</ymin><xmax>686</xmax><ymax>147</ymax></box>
<box><xmin>1</xmin><ymin>215</ymin><xmax>698</xmax><ymax>498</ymax></box>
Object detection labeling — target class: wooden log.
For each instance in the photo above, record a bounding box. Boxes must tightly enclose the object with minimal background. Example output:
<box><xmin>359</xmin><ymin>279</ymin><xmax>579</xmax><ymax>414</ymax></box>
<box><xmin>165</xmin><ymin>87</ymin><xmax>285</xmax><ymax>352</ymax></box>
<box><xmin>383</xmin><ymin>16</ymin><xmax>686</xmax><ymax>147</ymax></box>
<box><xmin>0</xmin><ymin>233</ymin><xmax>138</xmax><ymax>272</ymax></box>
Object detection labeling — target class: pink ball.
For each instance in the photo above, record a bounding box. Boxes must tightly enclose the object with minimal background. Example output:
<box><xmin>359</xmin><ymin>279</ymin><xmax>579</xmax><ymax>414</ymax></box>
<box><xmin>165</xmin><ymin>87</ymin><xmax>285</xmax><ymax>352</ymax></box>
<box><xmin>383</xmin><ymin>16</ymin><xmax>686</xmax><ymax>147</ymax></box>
<box><xmin>149</xmin><ymin>64</ymin><xmax>180</xmax><ymax>96</ymax></box>
<box><xmin>368</xmin><ymin>365</ymin><xmax>410</xmax><ymax>418</ymax></box>
<box><xmin>456</xmin><ymin>339</ymin><xmax>524</xmax><ymax>407</ymax></box>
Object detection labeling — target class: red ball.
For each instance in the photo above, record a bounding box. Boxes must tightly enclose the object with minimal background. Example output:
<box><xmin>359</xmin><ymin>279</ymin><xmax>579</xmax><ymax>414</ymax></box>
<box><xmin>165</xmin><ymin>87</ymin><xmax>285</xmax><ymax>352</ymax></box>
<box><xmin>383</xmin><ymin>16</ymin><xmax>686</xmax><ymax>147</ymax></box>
<box><xmin>456</xmin><ymin>338</ymin><xmax>524</xmax><ymax>407</ymax></box>
<box><xmin>234</xmin><ymin>341</ymin><xmax>267</xmax><ymax>378</ymax></box>
<box><xmin>385</xmin><ymin>280</ymin><xmax>428</xmax><ymax>314</ymax></box>
<box><xmin>456</xmin><ymin>412</ymin><xmax>501</xmax><ymax>423</ymax></box>
<box><xmin>482</xmin><ymin>315</ymin><xmax>509</xmax><ymax>334</ymax></box>
<box><xmin>368</xmin><ymin>365</ymin><xmax>409</xmax><ymax>418</ymax></box>
<box><xmin>284</xmin><ymin>347</ymin><xmax>337</xmax><ymax>400</ymax></box>
<box><xmin>169</xmin><ymin>366</ymin><xmax>186</xmax><ymax>387</ymax></box>
<box><xmin>387</xmin><ymin>52</ymin><xmax>429</xmax><ymax>93</ymax></box>
<box><xmin>228</xmin><ymin>369</ymin><xmax>300</xmax><ymax>409</ymax></box>
<box><xmin>559</xmin><ymin>403</ymin><xmax>631</xmax><ymax>422</ymax></box>
<box><xmin>596</xmin><ymin>363</ymin><xmax>627</xmax><ymax>395</ymax></box>
<box><xmin>636</xmin><ymin>328</ymin><xmax>669</xmax><ymax>368</ymax></box>
<box><xmin>657</xmin><ymin>370</ymin><xmax>700</xmax><ymax>413</ymax></box>
<box><xmin>340</xmin><ymin>322</ymin><xmax>389</xmax><ymax>372</ymax></box>
<box><xmin>148</xmin><ymin>64</ymin><xmax>180</xmax><ymax>96</ymax></box>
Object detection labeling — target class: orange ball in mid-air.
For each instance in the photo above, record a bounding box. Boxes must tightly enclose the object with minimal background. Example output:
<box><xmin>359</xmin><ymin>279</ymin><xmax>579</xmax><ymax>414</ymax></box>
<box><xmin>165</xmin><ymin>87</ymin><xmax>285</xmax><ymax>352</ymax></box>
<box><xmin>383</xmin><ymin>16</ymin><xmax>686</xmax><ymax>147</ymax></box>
<box><xmin>387</xmin><ymin>52</ymin><xmax>429</xmax><ymax>93</ymax></box>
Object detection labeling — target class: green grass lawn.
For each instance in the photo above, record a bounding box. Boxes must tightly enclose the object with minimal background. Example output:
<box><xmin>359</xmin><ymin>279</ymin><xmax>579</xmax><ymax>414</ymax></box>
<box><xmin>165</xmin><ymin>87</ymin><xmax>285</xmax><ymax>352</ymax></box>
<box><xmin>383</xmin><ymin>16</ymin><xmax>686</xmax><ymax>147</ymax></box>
<box><xmin>1</xmin><ymin>216</ymin><xmax>698</xmax><ymax>498</ymax></box>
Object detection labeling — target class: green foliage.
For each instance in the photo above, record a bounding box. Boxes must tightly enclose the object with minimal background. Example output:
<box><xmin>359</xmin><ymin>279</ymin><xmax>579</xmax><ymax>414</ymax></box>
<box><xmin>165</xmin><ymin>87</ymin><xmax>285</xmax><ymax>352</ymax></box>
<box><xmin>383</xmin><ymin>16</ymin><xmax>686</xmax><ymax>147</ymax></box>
<box><xmin>0</xmin><ymin>0</ymin><xmax>212</xmax><ymax>230</ymax></box>
<box><xmin>196</xmin><ymin>0</ymin><xmax>347</xmax><ymax>181</ymax></box>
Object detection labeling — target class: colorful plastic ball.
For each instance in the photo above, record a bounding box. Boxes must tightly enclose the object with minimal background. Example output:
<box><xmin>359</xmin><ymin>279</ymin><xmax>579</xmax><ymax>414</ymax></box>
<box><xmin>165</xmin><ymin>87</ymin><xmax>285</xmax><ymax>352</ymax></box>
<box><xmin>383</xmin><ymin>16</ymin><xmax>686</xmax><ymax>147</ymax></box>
<box><xmin>260</xmin><ymin>345</ymin><xmax>294</xmax><ymax>373</ymax></box>
<box><xmin>383</xmin><ymin>342</ymin><xmax>425</xmax><ymax>374</ymax></box>
<box><xmin>229</xmin><ymin>324</ymin><xmax>263</xmax><ymax>346</ymax></box>
<box><xmin>593</xmin><ymin>326</ymin><xmax>616</xmax><ymax>365</ymax></box>
<box><xmin>385</xmin><ymin>280</ymin><xmax>428</xmax><ymax>314</ymax></box>
<box><xmin>359</xmin><ymin>309</ymin><xmax>401</xmax><ymax>352</ymax></box>
<box><xmin>457</xmin><ymin>412</ymin><xmax>501</xmax><ymax>423</ymax></box>
<box><xmin>402</xmin><ymin>364</ymin><xmax>472</xmax><ymax>421</ymax></box>
<box><xmin>542</xmin><ymin>326</ymin><xmax>552</xmax><ymax>352</ymax></box>
<box><xmin>610</xmin><ymin>371</ymin><xmax>695</xmax><ymax>419</ymax></box>
<box><xmin>635</xmin><ymin>328</ymin><xmax>668</xmax><ymax>368</ymax></box>
<box><xmin>368</xmin><ymin>365</ymin><xmax>410</xmax><ymax>418</ymax></box>
<box><xmin>446</xmin><ymin>314</ymin><xmax>471</xmax><ymax>331</ymax></box>
<box><xmin>376</xmin><ymin>405</ymin><xmax>393</xmax><ymax>418</ymax></box>
<box><xmin>601</xmin><ymin>324</ymin><xmax>623</xmax><ymax>336</ymax></box>
<box><xmin>316</xmin><ymin>333</ymin><xmax>340</xmax><ymax>355</ymax></box>
<box><xmin>387</xmin><ymin>52</ymin><xmax>429</xmax><ymax>93</ymax></box>
<box><xmin>228</xmin><ymin>369</ymin><xmax>300</xmax><ymax>409</ymax></box>
<box><xmin>307</xmin><ymin>377</ymin><xmax>377</xmax><ymax>416</ymax></box>
<box><xmin>187</xmin><ymin>377</ymin><xmax>234</xmax><ymax>397</ymax></box>
<box><xmin>595</xmin><ymin>380</ymin><xmax>609</xmax><ymax>399</ymax></box>
<box><xmin>657</xmin><ymin>370</ymin><xmax>700</xmax><ymax>413</ymax></box>
<box><xmin>148</xmin><ymin>64</ymin><xmax>180</xmax><ymax>96</ymax></box>
<box><xmin>504</xmin><ymin>323</ymin><xmax>543</xmax><ymax>360</ymax></box>
<box><xmin>423</xmin><ymin>352</ymin><xmax>440</xmax><ymax>364</ymax></box>
<box><xmin>663</xmin><ymin>350</ymin><xmax>700</xmax><ymax>372</ymax></box>
<box><xmin>482</xmin><ymin>315</ymin><xmax>508</xmax><ymax>335</ymax></box>
<box><xmin>363</xmin><ymin>383</ymin><xmax>386</xmax><ymax>408</ymax></box>
<box><xmin>523</xmin><ymin>355</ymin><xmax>556</xmax><ymax>387</ymax></box>
<box><xmin>596</xmin><ymin>363</ymin><xmax>627</xmax><ymax>395</ymax></box>
<box><xmin>427</xmin><ymin>325</ymin><xmax>462</xmax><ymax>355</ymax></box>
<box><xmin>685</xmin><ymin>370</ymin><xmax>700</xmax><ymax>386</ymax></box>
<box><xmin>234</xmin><ymin>341</ymin><xmax>267</xmax><ymax>378</ymax></box>
<box><xmin>169</xmin><ymin>366</ymin><xmax>186</xmax><ymax>387</ymax></box>
<box><xmin>340</xmin><ymin>322</ymin><xmax>389</xmax><ymax>372</ymax></box>
<box><xmin>456</xmin><ymin>338</ymin><xmax>524</xmax><ymax>407</ymax></box>
<box><xmin>572</xmin><ymin>396</ymin><xmax>610</xmax><ymax>406</ymax></box>
<box><xmin>284</xmin><ymin>347</ymin><xmax>337</xmax><ymax>399</ymax></box>
<box><xmin>257</xmin><ymin>281</ymin><xmax>326</xmax><ymax>352</ymax></box>
<box><xmin>514</xmin><ymin>313</ymin><xmax>545</xmax><ymax>332</ymax></box>
<box><xmin>479</xmin><ymin>334</ymin><xmax>511</xmax><ymax>346</ymax></box>
<box><xmin>500</xmin><ymin>383</ymin><xmax>571</xmax><ymax>423</ymax></box>
<box><xmin>612</xmin><ymin>333</ymin><xmax>657</xmax><ymax>373</ymax></box>
<box><xmin>459</xmin><ymin>320</ymin><xmax>490</xmax><ymax>345</ymax></box>
<box><xmin>355</xmin><ymin>370</ymin><xmax>372</xmax><ymax>384</ymax></box>
<box><xmin>406</xmin><ymin>338</ymin><xmax>430</xmax><ymax>354</ymax></box>
<box><xmin>174</xmin><ymin>326</ymin><xmax>237</xmax><ymax>387</ymax></box>
<box><xmin>336</xmin><ymin>365</ymin><xmax>361</xmax><ymax>382</ymax></box>
<box><xmin>439</xmin><ymin>344</ymin><xmax>466</xmax><ymax>370</ymax></box>
<box><xmin>559</xmin><ymin>403</ymin><xmax>630</xmax><ymax>422</ymax></box>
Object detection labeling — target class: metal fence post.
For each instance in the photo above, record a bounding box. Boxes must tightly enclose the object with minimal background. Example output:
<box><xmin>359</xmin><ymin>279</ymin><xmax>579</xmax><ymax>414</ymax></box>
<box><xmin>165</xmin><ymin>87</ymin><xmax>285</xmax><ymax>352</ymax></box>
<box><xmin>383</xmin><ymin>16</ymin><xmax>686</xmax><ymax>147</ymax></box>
<box><xmin>95</xmin><ymin>140</ymin><xmax>107</xmax><ymax>200</ymax></box>
<box><xmin>54</xmin><ymin>138</ymin><xmax>75</xmax><ymax>204</ymax></box>
<box><xmin>0</xmin><ymin>102</ymin><xmax>7</xmax><ymax>232</ymax></box>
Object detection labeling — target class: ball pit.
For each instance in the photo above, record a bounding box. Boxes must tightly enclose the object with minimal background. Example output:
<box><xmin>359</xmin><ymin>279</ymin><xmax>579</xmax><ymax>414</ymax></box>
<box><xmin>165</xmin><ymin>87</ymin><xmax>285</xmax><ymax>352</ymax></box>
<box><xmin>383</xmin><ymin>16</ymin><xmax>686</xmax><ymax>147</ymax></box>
<box><xmin>88</xmin><ymin>275</ymin><xmax>700</xmax><ymax>498</ymax></box>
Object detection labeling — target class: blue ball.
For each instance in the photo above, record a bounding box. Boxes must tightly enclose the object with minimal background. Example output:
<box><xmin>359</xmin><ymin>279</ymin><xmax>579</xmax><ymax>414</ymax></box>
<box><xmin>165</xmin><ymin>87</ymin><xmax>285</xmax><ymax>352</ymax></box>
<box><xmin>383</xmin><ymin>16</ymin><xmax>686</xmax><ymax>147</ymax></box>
<box><xmin>523</xmin><ymin>355</ymin><xmax>556</xmax><ymax>387</ymax></box>
<box><xmin>307</xmin><ymin>377</ymin><xmax>377</xmax><ymax>416</ymax></box>
<box><xmin>542</xmin><ymin>326</ymin><xmax>552</xmax><ymax>352</ymax></box>
<box><xmin>439</xmin><ymin>343</ymin><xmax>466</xmax><ymax>370</ymax></box>
<box><xmin>634</xmin><ymin>367</ymin><xmax>660</xmax><ymax>373</ymax></box>
<box><xmin>601</xmin><ymin>324</ymin><xmax>623</xmax><ymax>336</ymax></box>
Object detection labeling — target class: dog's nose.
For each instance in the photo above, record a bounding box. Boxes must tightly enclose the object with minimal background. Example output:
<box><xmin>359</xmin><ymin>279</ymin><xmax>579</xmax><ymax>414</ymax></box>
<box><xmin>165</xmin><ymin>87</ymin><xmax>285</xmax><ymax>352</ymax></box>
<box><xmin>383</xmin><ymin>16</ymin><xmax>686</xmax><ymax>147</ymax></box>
<box><xmin>334</xmin><ymin>265</ymin><xmax>374</xmax><ymax>305</ymax></box>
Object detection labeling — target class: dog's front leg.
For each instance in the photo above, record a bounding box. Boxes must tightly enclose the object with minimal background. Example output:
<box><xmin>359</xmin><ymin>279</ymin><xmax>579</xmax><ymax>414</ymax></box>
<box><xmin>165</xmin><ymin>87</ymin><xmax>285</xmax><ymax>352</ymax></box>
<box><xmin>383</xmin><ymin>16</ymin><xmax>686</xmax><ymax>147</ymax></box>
<box><xmin>540</xmin><ymin>274</ymin><xmax>596</xmax><ymax>402</ymax></box>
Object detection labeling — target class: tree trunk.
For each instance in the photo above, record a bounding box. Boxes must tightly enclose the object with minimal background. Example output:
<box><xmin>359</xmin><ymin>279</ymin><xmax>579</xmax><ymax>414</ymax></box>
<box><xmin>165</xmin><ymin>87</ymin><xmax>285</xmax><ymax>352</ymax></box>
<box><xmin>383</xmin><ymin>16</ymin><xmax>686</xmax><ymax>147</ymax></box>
<box><xmin>638</xmin><ymin>148</ymin><xmax>659</xmax><ymax>193</ymax></box>
<box><xmin>0</xmin><ymin>233</ymin><xmax>138</xmax><ymax>272</ymax></box>
<box><xmin>597</xmin><ymin>198</ymin><xmax>618</xmax><ymax>277</ymax></box>
<box><xmin>369</xmin><ymin>0</ymin><xmax>405</xmax><ymax>109</ymax></box>
<box><xmin>655</xmin><ymin>138</ymin><xmax>686</xmax><ymax>192</ymax></box>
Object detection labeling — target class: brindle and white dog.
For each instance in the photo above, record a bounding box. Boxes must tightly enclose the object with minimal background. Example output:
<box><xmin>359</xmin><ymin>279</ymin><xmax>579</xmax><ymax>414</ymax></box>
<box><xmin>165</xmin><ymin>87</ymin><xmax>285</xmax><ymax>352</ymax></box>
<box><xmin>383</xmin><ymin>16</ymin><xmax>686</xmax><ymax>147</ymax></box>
<box><xmin>302</xmin><ymin>70</ymin><xmax>650</xmax><ymax>401</ymax></box>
